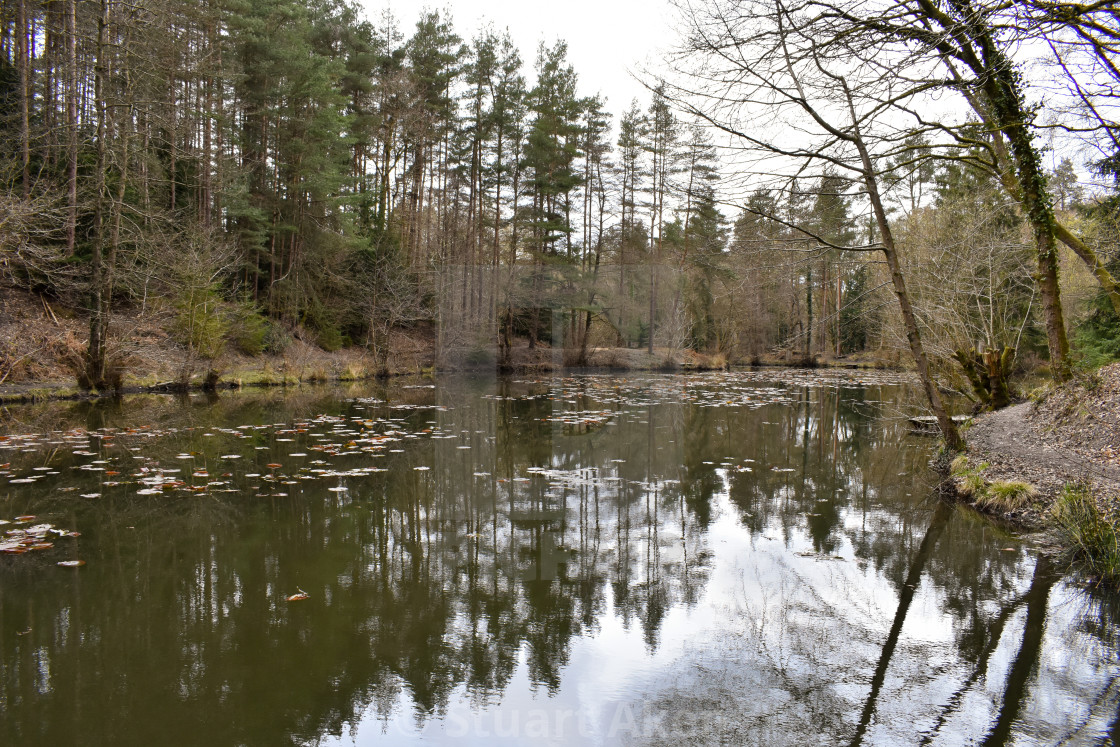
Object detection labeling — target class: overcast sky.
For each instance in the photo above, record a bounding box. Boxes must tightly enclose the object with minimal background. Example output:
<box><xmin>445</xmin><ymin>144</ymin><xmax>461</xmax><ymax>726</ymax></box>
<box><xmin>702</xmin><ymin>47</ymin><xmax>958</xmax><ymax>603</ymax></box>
<box><xmin>358</xmin><ymin>0</ymin><xmax>681</xmax><ymax>126</ymax></box>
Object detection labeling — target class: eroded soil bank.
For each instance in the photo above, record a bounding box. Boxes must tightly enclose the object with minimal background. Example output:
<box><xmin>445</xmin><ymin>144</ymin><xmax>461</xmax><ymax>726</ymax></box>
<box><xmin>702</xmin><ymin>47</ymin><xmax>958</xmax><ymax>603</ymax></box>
<box><xmin>0</xmin><ymin>284</ymin><xmax>862</xmax><ymax>403</ymax></box>
<box><xmin>956</xmin><ymin>363</ymin><xmax>1120</xmax><ymax>578</ymax></box>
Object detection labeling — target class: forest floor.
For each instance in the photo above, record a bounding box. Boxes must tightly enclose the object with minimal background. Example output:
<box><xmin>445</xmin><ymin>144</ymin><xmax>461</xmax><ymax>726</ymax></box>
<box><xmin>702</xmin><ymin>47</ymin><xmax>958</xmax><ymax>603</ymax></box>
<box><xmin>958</xmin><ymin>363</ymin><xmax>1120</xmax><ymax>577</ymax></box>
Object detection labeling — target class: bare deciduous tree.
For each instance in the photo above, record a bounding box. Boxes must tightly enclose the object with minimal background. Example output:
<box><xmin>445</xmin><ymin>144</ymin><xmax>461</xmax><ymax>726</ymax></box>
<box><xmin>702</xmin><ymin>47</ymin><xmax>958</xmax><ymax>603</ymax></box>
<box><xmin>664</xmin><ymin>0</ymin><xmax>963</xmax><ymax>447</ymax></box>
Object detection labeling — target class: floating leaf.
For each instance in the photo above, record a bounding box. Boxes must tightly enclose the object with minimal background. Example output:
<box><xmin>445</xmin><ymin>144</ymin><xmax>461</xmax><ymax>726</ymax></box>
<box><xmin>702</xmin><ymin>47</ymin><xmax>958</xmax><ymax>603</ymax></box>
<box><xmin>286</xmin><ymin>590</ymin><xmax>309</xmax><ymax>602</ymax></box>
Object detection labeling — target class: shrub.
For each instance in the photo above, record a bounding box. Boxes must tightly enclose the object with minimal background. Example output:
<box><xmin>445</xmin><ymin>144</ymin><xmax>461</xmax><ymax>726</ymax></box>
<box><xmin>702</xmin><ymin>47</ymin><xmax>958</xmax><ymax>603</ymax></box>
<box><xmin>339</xmin><ymin>362</ymin><xmax>368</xmax><ymax>381</ymax></box>
<box><xmin>262</xmin><ymin>321</ymin><xmax>292</xmax><ymax>355</ymax></box>
<box><xmin>975</xmin><ymin>480</ymin><xmax>1038</xmax><ymax>511</ymax></box>
<box><xmin>1072</xmin><ymin>284</ymin><xmax>1120</xmax><ymax>369</ymax></box>
<box><xmin>316</xmin><ymin>325</ymin><xmax>344</xmax><ymax>352</ymax></box>
<box><xmin>1050</xmin><ymin>483</ymin><xmax>1120</xmax><ymax>581</ymax></box>
<box><xmin>465</xmin><ymin>345</ymin><xmax>496</xmax><ymax>368</ymax></box>
<box><xmin>171</xmin><ymin>284</ymin><xmax>226</xmax><ymax>360</ymax></box>
<box><xmin>950</xmin><ymin>456</ymin><xmax>988</xmax><ymax>498</ymax></box>
<box><xmin>225</xmin><ymin>300</ymin><xmax>270</xmax><ymax>355</ymax></box>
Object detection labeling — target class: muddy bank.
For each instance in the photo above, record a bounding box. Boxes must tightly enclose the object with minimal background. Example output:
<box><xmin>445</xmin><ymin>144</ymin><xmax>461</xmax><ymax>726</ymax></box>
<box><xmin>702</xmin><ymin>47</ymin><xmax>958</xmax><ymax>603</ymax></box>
<box><xmin>953</xmin><ymin>364</ymin><xmax>1120</xmax><ymax>579</ymax></box>
<box><xmin>0</xmin><ymin>333</ymin><xmax>734</xmax><ymax>405</ymax></box>
<box><xmin>1</xmin><ymin>284</ymin><xmax>897</xmax><ymax>404</ymax></box>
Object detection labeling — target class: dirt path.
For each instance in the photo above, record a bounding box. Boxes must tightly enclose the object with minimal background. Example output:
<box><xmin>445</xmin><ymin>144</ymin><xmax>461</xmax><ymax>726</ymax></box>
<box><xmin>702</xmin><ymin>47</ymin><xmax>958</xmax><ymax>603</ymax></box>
<box><xmin>965</xmin><ymin>400</ymin><xmax>1120</xmax><ymax>524</ymax></box>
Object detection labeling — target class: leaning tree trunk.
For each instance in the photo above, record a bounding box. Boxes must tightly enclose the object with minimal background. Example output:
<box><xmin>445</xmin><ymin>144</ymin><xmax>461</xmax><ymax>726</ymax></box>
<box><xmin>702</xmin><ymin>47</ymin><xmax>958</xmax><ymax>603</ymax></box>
<box><xmin>845</xmin><ymin>85</ymin><xmax>963</xmax><ymax>450</ymax></box>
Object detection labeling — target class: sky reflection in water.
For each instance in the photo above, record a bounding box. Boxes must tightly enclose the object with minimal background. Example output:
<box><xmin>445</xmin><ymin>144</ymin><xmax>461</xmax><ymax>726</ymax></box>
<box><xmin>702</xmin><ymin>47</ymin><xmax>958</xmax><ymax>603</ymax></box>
<box><xmin>0</xmin><ymin>371</ymin><xmax>1117</xmax><ymax>746</ymax></box>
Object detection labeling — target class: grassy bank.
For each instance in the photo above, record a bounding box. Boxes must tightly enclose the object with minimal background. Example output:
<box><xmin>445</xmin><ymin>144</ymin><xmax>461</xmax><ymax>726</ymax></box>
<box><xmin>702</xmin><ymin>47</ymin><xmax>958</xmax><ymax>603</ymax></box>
<box><xmin>949</xmin><ymin>364</ymin><xmax>1120</xmax><ymax>584</ymax></box>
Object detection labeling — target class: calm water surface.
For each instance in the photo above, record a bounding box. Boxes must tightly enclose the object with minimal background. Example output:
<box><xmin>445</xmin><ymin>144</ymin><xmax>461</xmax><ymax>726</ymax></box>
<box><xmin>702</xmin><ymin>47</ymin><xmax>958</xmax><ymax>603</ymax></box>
<box><xmin>1</xmin><ymin>371</ymin><xmax>1118</xmax><ymax>746</ymax></box>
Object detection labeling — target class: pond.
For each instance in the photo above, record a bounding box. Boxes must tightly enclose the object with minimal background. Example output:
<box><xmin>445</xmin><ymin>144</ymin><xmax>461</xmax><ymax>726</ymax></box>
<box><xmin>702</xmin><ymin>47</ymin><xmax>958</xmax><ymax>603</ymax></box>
<box><xmin>0</xmin><ymin>371</ymin><xmax>1117</xmax><ymax>745</ymax></box>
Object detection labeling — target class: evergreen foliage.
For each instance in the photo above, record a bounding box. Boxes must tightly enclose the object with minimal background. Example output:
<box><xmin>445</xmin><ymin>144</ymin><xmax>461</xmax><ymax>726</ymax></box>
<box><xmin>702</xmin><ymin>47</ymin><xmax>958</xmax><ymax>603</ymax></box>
<box><xmin>0</xmin><ymin>0</ymin><xmax>1115</xmax><ymax>385</ymax></box>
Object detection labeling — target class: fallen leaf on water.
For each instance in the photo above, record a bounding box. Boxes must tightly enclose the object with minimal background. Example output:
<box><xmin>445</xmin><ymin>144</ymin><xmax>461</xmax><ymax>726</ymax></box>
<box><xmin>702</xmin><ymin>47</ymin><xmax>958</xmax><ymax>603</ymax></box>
<box><xmin>57</xmin><ymin>560</ymin><xmax>85</xmax><ymax>567</ymax></box>
<box><xmin>286</xmin><ymin>589</ymin><xmax>310</xmax><ymax>602</ymax></box>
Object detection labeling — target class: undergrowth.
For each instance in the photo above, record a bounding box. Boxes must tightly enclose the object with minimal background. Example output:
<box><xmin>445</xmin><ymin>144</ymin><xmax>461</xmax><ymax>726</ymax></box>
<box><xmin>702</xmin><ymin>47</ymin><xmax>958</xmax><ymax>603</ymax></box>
<box><xmin>977</xmin><ymin>480</ymin><xmax>1038</xmax><ymax>512</ymax></box>
<box><xmin>950</xmin><ymin>456</ymin><xmax>1038</xmax><ymax>511</ymax></box>
<box><xmin>1050</xmin><ymin>483</ymin><xmax>1120</xmax><ymax>582</ymax></box>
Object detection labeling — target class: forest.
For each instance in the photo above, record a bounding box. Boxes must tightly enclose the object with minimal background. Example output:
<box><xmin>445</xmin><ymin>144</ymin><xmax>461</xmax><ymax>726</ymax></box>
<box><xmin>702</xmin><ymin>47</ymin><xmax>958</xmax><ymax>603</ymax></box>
<box><xmin>3</xmin><ymin>2</ymin><xmax>1120</xmax><ymax>738</ymax></box>
<box><xmin>0</xmin><ymin>0</ymin><xmax>1118</xmax><ymax>433</ymax></box>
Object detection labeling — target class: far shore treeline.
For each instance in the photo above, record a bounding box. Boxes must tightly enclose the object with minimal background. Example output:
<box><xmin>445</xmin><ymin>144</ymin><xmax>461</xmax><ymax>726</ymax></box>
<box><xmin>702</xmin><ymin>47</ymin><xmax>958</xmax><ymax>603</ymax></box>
<box><xmin>0</xmin><ymin>0</ymin><xmax>1118</xmax><ymax>429</ymax></box>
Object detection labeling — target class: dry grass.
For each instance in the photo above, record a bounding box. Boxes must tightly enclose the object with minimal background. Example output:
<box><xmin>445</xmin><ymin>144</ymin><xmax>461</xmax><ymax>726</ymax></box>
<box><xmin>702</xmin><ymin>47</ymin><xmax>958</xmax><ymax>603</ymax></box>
<box><xmin>950</xmin><ymin>456</ymin><xmax>988</xmax><ymax>498</ymax></box>
<box><xmin>1050</xmin><ymin>483</ymin><xmax>1120</xmax><ymax>581</ymax></box>
<box><xmin>975</xmin><ymin>480</ymin><xmax>1039</xmax><ymax>511</ymax></box>
<box><xmin>951</xmin><ymin>456</ymin><xmax>1040</xmax><ymax>512</ymax></box>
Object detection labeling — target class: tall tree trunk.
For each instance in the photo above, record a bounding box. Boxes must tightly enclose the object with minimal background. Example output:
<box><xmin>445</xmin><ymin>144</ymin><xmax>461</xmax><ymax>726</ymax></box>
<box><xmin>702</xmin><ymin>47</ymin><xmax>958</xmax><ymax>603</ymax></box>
<box><xmin>845</xmin><ymin>84</ymin><xmax>963</xmax><ymax>450</ymax></box>
<box><xmin>44</xmin><ymin>1</ymin><xmax>57</xmax><ymax>169</ymax></box>
<box><xmin>937</xmin><ymin>4</ymin><xmax>1073</xmax><ymax>380</ymax></box>
<box><xmin>647</xmin><ymin>255</ymin><xmax>656</xmax><ymax>355</ymax></box>
<box><xmin>806</xmin><ymin>264</ymin><xmax>814</xmax><ymax>359</ymax></box>
<box><xmin>491</xmin><ymin>125</ymin><xmax>503</xmax><ymax>327</ymax></box>
<box><xmin>1035</xmin><ymin>231</ymin><xmax>1070</xmax><ymax>381</ymax></box>
<box><xmin>201</xmin><ymin>16</ymin><xmax>214</xmax><ymax>228</ymax></box>
<box><xmin>66</xmin><ymin>0</ymin><xmax>78</xmax><ymax>254</ymax></box>
<box><xmin>87</xmin><ymin>0</ymin><xmax>111</xmax><ymax>389</ymax></box>
<box><xmin>17</xmin><ymin>0</ymin><xmax>30</xmax><ymax>198</ymax></box>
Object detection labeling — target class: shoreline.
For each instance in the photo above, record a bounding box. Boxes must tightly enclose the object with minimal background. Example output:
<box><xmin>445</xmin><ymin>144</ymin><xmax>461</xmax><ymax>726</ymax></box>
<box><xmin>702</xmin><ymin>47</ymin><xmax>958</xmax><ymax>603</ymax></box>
<box><xmin>946</xmin><ymin>367</ymin><xmax>1120</xmax><ymax>582</ymax></box>
<box><xmin>0</xmin><ymin>347</ymin><xmax>902</xmax><ymax>406</ymax></box>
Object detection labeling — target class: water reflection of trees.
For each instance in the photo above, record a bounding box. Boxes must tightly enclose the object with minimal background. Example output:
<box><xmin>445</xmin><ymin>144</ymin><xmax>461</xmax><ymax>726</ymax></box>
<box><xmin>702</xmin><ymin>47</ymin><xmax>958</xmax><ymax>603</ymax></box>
<box><xmin>0</xmin><ymin>377</ymin><xmax>1117</xmax><ymax>745</ymax></box>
